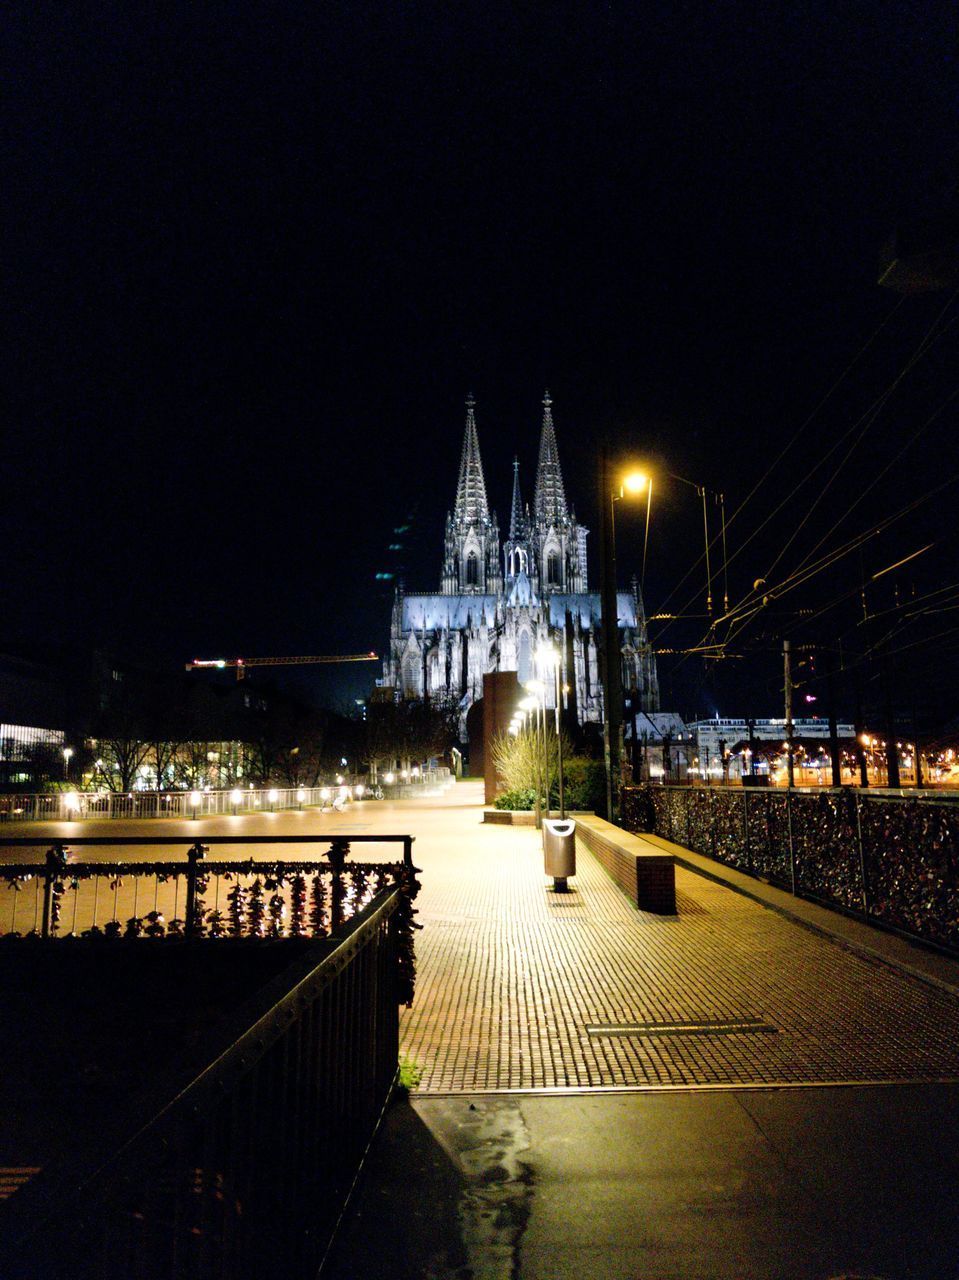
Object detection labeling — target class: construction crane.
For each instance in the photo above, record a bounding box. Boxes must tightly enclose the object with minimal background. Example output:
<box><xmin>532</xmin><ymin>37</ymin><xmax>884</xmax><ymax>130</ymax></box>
<box><xmin>186</xmin><ymin>652</ymin><xmax>379</xmax><ymax>680</ymax></box>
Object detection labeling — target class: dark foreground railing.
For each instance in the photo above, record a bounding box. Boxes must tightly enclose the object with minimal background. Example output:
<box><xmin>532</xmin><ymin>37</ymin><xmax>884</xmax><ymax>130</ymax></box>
<box><xmin>622</xmin><ymin>785</ymin><xmax>959</xmax><ymax>953</ymax></box>
<box><xmin>0</xmin><ymin>836</ymin><xmax>421</xmax><ymax>1279</ymax></box>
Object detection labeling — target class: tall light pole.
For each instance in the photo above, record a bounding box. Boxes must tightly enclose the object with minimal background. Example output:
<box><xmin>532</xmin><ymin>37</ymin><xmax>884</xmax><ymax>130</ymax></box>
<box><xmin>519</xmin><ymin>694</ymin><xmax>541</xmax><ymax>827</ymax></box>
<box><xmin>537</xmin><ymin>644</ymin><xmax>565</xmax><ymax>819</ymax></box>
<box><xmin>525</xmin><ymin>680</ymin><xmax>548</xmax><ymax>823</ymax></box>
<box><xmin>599</xmin><ymin>450</ymin><xmax>650</xmax><ymax>822</ymax></box>
<box><xmin>62</xmin><ymin>747</ymin><xmax>73</xmax><ymax>781</ymax></box>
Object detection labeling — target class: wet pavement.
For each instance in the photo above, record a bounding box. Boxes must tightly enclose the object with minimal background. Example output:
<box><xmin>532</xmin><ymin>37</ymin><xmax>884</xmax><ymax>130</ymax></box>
<box><xmin>327</xmin><ymin>1086</ymin><xmax>959</xmax><ymax>1279</ymax></box>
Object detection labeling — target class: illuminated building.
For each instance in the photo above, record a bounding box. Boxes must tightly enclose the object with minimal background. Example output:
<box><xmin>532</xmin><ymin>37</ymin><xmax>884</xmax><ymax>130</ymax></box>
<box><xmin>383</xmin><ymin>393</ymin><xmax>659</xmax><ymax>730</ymax></box>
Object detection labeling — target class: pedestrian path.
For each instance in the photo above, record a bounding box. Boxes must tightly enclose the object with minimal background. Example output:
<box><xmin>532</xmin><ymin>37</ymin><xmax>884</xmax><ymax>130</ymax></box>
<box><xmin>401</xmin><ymin>785</ymin><xmax>959</xmax><ymax>1092</ymax></box>
<box><xmin>328</xmin><ymin>783</ymin><xmax>959</xmax><ymax>1280</ymax></box>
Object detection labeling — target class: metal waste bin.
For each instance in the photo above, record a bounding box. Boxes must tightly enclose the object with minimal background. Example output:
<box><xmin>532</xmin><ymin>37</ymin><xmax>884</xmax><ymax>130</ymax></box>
<box><xmin>543</xmin><ymin>818</ymin><xmax>576</xmax><ymax>891</ymax></box>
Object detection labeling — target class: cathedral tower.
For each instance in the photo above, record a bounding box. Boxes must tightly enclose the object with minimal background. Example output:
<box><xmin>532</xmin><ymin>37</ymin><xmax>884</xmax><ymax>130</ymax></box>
<box><xmin>441</xmin><ymin>395</ymin><xmax>502</xmax><ymax>595</ymax></box>
<box><xmin>532</xmin><ymin>392</ymin><xmax>587</xmax><ymax>593</ymax></box>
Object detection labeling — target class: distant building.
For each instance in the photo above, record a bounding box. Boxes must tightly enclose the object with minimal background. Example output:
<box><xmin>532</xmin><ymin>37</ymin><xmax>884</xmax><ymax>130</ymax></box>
<box><xmin>383</xmin><ymin>394</ymin><xmax>659</xmax><ymax>733</ymax></box>
<box><xmin>0</xmin><ymin>652</ymin><xmax>68</xmax><ymax>786</ymax></box>
<box><xmin>687</xmin><ymin>717</ymin><xmax>855</xmax><ymax>781</ymax></box>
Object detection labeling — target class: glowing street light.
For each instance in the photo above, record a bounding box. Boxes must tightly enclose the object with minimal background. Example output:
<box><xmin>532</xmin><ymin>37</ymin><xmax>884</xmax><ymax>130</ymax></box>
<box><xmin>536</xmin><ymin>643</ymin><xmax>565</xmax><ymax>818</ymax></box>
<box><xmin>524</xmin><ymin>679</ymin><xmax>548</xmax><ymax>827</ymax></box>
<box><xmin>621</xmin><ymin>470</ymin><xmax>650</xmax><ymax>496</ymax></box>
<box><xmin>190</xmin><ymin>790</ymin><xmax>202</xmax><ymax>819</ymax></box>
<box><xmin>599</xmin><ymin>454</ymin><xmax>652</xmax><ymax>818</ymax></box>
<box><xmin>62</xmin><ymin>746</ymin><xmax>74</xmax><ymax>780</ymax></box>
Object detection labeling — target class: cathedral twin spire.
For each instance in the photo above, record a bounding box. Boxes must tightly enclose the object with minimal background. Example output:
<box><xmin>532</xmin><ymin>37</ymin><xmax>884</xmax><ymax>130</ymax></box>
<box><xmin>443</xmin><ymin>391</ymin><xmax>581</xmax><ymax>595</ymax></box>
<box><xmin>533</xmin><ymin>391</ymin><xmax>569</xmax><ymax>527</ymax></box>
<box><xmin>453</xmin><ymin>394</ymin><xmax>491</xmax><ymax>528</ymax></box>
<box><xmin>454</xmin><ymin>391</ymin><xmax>568</xmax><ymax>529</ymax></box>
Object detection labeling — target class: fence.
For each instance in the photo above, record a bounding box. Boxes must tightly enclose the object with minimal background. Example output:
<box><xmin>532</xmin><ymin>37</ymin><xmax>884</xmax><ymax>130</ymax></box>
<box><xmin>0</xmin><ymin>834</ymin><xmax>420</xmax><ymax>1279</ymax></box>
<box><xmin>0</xmin><ymin>783</ymin><xmax>378</xmax><ymax>822</ymax></box>
<box><xmin>0</xmin><ymin>834</ymin><xmax>416</xmax><ymax>949</ymax></box>
<box><xmin>622</xmin><ymin>784</ymin><xmax>959</xmax><ymax>953</ymax></box>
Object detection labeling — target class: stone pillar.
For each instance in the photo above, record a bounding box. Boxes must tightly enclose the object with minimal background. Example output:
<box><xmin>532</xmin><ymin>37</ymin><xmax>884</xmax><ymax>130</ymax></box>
<box><xmin>482</xmin><ymin>670</ymin><xmax>523</xmax><ymax>805</ymax></box>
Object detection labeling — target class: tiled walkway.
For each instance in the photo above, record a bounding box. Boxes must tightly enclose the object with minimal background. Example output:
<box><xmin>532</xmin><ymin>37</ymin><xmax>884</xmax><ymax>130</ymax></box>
<box><xmin>401</xmin><ymin>785</ymin><xmax>959</xmax><ymax>1092</ymax></box>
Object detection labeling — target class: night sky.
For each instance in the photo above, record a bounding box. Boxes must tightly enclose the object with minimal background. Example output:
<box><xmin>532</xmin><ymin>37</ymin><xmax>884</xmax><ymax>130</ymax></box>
<box><xmin>6</xmin><ymin>3</ymin><xmax>959</xmax><ymax>719</ymax></box>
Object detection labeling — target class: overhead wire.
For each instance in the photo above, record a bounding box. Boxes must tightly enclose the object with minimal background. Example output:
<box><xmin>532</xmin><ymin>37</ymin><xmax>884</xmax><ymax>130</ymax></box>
<box><xmin>783</xmin><ymin>378</ymin><xmax>959</xmax><ymax>585</ymax></box>
<box><xmin>660</xmin><ymin>295</ymin><xmax>955</xmax><ymax>658</ymax></box>
<box><xmin>649</xmin><ymin>296</ymin><xmax>907</xmax><ymax>629</ymax></box>
<box><xmin>758</xmin><ymin>291</ymin><xmax>958</xmax><ymax>586</ymax></box>
<box><xmin>670</xmin><ymin>473</ymin><xmax>959</xmax><ymax>676</ymax></box>
<box><xmin>670</xmin><ymin>295</ymin><xmax>957</xmax><ymax>670</ymax></box>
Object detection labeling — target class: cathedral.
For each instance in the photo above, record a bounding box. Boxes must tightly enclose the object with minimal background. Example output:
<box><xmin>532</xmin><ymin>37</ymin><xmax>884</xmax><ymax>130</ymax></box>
<box><xmin>383</xmin><ymin>394</ymin><xmax>659</xmax><ymax>731</ymax></box>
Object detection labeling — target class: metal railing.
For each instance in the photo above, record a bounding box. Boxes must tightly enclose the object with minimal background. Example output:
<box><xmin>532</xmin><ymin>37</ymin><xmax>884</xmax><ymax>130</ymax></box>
<box><xmin>622</xmin><ymin>784</ymin><xmax>959</xmax><ymax>953</ymax></box>
<box><xmin>0</xmin><ymin>784</ymin><xmax>374</xmax><ymax>822</ymax></box>
<box><xmin>0</xmin><ymin>834</ymin><xmax>416</xmax><ymax>941</ymax></box>
<box><xmin>0</xmin><ymin>885</ymin><xmax>405</xmax><ymax>1279</ymax></box>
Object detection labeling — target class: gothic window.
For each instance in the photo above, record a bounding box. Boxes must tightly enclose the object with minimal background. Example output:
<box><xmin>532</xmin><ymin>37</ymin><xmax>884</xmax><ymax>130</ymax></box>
<box><xmin>547</xmin><ymin>551</ymin><xmax>561</xmax><ymax>586</ymax></box>
<box><xmin>465</xmin><ymin>552</ymin><xmax>478</xmax><ymax>586</ymax></box>
<box><xmin>402</xmin><ymin>656</ymin><xmax>418</xmax><ymax>693</ymax></box>
<box><xmin>508</xmin><ymin>547</ymin><xmax>528</xmax><ymax>577</ymax></box>
<box><xmin>518</xmin><ymin>631</ymin><xmax>532</xmax><ymax>684</ymax></box>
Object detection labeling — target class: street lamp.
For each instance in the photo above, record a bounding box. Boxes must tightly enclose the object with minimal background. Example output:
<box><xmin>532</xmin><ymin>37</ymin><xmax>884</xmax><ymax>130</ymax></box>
<box><xmin>62</xmin><ymin>747</ymin><xmax>74</xmax><ymax>781</ymax></box>
<box><xmin>599</xmin><ymin>454</ymin><xmax>651</xmax><ymax>821</ymax></box>
<box><xmin>526</xmin><ymin>679</ymin><xmax>549</xmax><ymax>822</ymax></box>
<box><xmin>536</xmin><ymin>644</ymin><xmax>565</xmax><ymax>819</ymax></box>
<box><xmin>519</xmin><ymin>693</ymin><xmax>542</xmax><ymax>827</ymax></box>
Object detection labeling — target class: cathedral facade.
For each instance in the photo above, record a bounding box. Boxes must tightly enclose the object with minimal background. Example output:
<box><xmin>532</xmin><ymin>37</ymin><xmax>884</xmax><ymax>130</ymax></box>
<box><xmin>383</xmin><ymin>394</ymin><xmax>659</xmax><ymax>729</ymax></box>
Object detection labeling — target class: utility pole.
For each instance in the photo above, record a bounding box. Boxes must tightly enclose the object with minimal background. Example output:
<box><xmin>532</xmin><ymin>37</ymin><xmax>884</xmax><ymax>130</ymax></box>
<box><xmin>854</xmin><ymin>678</ymin><xmax>870</xmax><ymax>787</ymax></box>
<box><xmin>881</xmin><ymin>654</ymin><xmax>901</xmax><ymax>789</ymax></box>
<box><xmin>784</xmin><ymin>639</ymin><xmax>795</xmax><ymax>788</ymax></box>
<box><xmin>825</xmin><ymin>650</ymin><xmax>842</xmax><ymax>788</ymax></box>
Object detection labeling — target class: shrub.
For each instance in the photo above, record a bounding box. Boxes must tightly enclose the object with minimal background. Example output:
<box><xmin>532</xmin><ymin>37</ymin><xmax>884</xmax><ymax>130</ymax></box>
<box><xmin>493</xmin><ymin>787</ymin><xmax>537</xmax><ymax>811</ymax></box>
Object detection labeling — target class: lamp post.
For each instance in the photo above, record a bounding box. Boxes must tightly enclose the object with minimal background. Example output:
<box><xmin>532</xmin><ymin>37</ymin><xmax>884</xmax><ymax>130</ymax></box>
<box><xmin>599</xmin><ymin>450</ymin><xmax>650</xmax><ymax>822</ymax></box>
<box><xmin>519</xmin><ymin>694</ymin><xmax>541</xmax><ymax>827</ymax></box>
<box><xmin>524</xmin><ymin>680</ymin><xmax>549</xmax><ymax>825</ymax></box>
<box><xmin>537</xmin><ymin>644</ymin><xmax>565</xmax><ymax>819</ymax></box>
<box><xmin>62</xmin><ymin>747</ymin><xmax>73</xmax><ymax>781</ymax></box>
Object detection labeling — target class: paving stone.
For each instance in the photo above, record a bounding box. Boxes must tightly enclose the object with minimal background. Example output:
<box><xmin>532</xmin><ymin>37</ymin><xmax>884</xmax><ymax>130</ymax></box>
<box><xmin>402</xmin><ymin>816</ymin><xmax>959</xmax><ymax>1092</ymax></box>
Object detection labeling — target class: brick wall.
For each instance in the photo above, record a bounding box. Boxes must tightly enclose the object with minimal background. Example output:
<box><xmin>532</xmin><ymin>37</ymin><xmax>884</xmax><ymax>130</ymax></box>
<box><xmin>576</xmin><ymin>815</ymin><xmax>677</xmax><ymax>915</ymax></box>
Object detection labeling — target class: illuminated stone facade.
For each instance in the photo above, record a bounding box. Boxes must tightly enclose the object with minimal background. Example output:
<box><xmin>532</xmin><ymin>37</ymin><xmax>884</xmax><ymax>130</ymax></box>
<box><xmin>384</xmin><ymin>394</ymin><xmax>659</xmax><ymax>730</ymax></box>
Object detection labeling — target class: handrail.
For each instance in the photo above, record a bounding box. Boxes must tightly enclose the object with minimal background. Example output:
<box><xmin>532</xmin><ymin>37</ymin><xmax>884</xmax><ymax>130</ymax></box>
<box><xmin>0</xmin><ymin>884</ymin><xmax>405</xmax><ymax>1278</ymax></box>
<box><xmin>0</xmin><ymin>834</ymin><xmax>418</xmax><ymax>938</ymax></box>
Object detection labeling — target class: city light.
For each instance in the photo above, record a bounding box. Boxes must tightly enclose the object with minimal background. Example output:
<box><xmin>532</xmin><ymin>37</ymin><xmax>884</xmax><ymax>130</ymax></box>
<box><xmin>621</xmin><ymin>470</ymin><xmax>649</xmax><ymax>495</ymax></box>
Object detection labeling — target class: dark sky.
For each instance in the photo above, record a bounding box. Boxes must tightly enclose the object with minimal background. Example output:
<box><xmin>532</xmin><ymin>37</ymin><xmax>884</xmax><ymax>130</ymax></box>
<box><xmin>6</xmin><ymin>2</ymin><xmax>959</xmax><ymax>718</ymax></box>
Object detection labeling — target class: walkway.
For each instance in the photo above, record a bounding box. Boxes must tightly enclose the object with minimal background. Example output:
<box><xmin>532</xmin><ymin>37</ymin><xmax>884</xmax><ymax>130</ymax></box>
<box><xmin>328</xmin><ymin>781</ymin><xmax>959</xmax><ymax>1279</ymax></box>
<box><xmin>10</xmin><ymin>785</ymin><xmax>959</xmax><ymax>1275</ymax></box>
<box><xmin>401</xmin><ymin>784</ymin><xmax>959</xmax><ymax>1092</ymax></box>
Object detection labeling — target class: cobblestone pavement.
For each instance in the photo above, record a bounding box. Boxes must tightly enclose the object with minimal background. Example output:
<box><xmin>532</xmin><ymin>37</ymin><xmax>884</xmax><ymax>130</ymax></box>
<box><xmin>401</xmin><ymin>788</ymin><xmax>959</xmax><ymax>1092</ymax></box>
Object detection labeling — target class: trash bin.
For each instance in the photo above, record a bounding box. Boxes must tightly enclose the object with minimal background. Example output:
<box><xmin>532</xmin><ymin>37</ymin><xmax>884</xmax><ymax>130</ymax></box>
<box><xmin>543</xmin><ymin>818</ymin><xmax>576</xmax><ymax>891</ymax></box>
